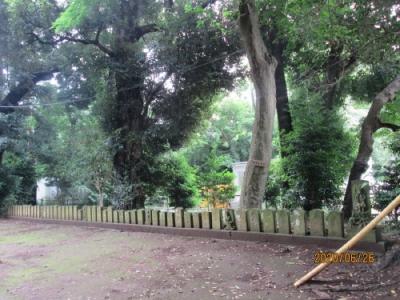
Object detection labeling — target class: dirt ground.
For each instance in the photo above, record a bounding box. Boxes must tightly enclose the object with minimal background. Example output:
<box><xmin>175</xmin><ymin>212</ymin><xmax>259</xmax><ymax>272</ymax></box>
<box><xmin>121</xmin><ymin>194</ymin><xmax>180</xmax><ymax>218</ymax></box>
<box><xmin>0</xmin><ymin>220</ymin><xmax>399</xmax><ymax>300</ymax></box>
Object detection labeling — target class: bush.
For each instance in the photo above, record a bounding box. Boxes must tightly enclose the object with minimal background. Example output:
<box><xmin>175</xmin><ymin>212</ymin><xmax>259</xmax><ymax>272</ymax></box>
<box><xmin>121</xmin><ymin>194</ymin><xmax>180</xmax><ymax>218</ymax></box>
<box><xmin>282</xmin><ymin>90</ymin><xmax>355</xmax><ymax>210</ymax></box>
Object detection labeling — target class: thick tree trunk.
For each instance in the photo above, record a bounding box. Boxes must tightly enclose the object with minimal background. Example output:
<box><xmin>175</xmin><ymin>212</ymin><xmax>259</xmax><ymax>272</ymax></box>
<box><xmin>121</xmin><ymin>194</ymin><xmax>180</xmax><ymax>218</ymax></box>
<box><xmin>343</xmin><ymin>75</ymin><xmax>400</xmax><ymax>219</ymax></box>
<box><xmin>271</xmin><ymin>40</ymin><xmax>292</xmax><ymax>137</ymax></box>
<box><xmin>238</xmin><ymin>0</ymin><xmax>277</xmax><ymax>208</ymax></box>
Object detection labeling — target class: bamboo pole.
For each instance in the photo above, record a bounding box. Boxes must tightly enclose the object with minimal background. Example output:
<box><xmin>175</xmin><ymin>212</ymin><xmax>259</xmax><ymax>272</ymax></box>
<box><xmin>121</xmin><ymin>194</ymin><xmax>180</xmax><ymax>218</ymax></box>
<box><xmin>294</xmin><ymin>195</ymin><xmax>400</xmax><ymax>288</ymax></box>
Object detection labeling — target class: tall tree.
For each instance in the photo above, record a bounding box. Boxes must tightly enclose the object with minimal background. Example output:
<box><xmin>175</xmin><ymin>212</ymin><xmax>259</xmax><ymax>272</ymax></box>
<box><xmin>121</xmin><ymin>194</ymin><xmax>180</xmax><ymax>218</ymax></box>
<box><xmin>343</xmin><ymin>75</ymin><xmax>400</xmax><ymax>218</ymax></box>
<box><xmin>46</xmin><ymin>0</ymin><xmax>242</xmax><ymax>208</ymax></box>
<box><xmin>238</xmin><ymin>0</ymin><xmax>277</xmax><ymax>208</ymax></box>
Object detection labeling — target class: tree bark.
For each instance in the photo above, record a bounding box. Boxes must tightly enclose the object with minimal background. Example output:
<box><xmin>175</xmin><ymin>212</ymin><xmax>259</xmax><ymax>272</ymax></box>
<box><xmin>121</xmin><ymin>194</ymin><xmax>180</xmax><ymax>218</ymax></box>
<box><xmin>238</xmin><ymin>0</ymin><xmax>277</xmax><ymax>208</ymax></box>
<box><xmin>343</xmin><ymin>75</ymin><xmax>400</xmax><ymax>219</ymax></box>
<box><xmin>271</xmin><ymin>39</ymin><xmax>292</xmax><ymax>137</ymax></box>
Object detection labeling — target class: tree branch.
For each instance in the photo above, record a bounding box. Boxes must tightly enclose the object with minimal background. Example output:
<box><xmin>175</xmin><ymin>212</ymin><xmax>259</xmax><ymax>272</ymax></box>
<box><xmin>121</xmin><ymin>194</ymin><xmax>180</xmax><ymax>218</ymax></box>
<box><xmin>143</xmin><ymin>71</ymin><xmax>173</xmax><ymax>116</ymax></box>
<box><xmin>30</xmin><ymin>27</ymin><xmax>115</xmax><ymax>57</ymax></box>
<box><xmin>131</xmin><ymin>24</ymin><xmax>160</xmax><ymax>42</ymax></box>
<box><xmin>378</xmin><ymin>120</ymin><xmax>400</xmax><ymax>131</ymax></box>
<box><xmin>0</xmin><ymin>69</ymin><xmax>58</xmax><ymax>114</ymax></box>
<box><xmin>61</xmin><ymin>28</ymin><xmax>115</xmax><ymax>57</ymax></box>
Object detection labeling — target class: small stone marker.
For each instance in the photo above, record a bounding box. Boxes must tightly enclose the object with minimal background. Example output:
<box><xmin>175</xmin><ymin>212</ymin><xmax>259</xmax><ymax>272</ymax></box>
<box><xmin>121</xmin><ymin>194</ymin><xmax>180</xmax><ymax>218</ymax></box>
<box><xmin>276</xmin><ymin>209</ymin><xmax>290</xmax><ymax>234</ymax></box>
<box><xmin>107</xmin><ymin>207</ymin><xmax>113</xmax><ymax>223</ymax></box>
<box><xmin>236</xmin><ymin>209</ymin><xmax>248</xmax><ymax>231</ymax></box>
<box><xmin>145</xmin><ymin>209</ymin><xmax>152</xmax><ymax>225</ymax></box>
<box><xmin>192</xmin><ymin>212</ymin><xmax>202</xmax><ymax>228</ymax></box>
<box><xmin>326</xmin><ymin>211</ymin><xmax>344</xmax><ymax>238</ymax></box>
<box><xmin>175</xmin><ymin>208</ymin><xmax>184</xmax><ymax>228</ymax></box>
<box><xmin>184</xmin><ymin>211</ymin><xmax>192</xmax><ymax>228</ymax></box>
<box><xmin>347</xmin><ymin>225</ymin><xmax>382</xmax><ymax>242</ymax></box>
<box><xmin>167</xmin><ymin>211</ymin><xmax>175</xmax><ymax>227</ymax></box>
<box><xmin>137</xmin><ymin>209</ymin><xmax>145</xmax><ymax>225</ymax></box>
<box><xmin>247</xmin><ymin>208</ymin><xmax>261</xmax><ymax>232</ymax></box>
<box><xmin>201</xmin><ymin>211</ymin><xmax>212</xmax><ymax>229</ymax></box>
<box><xmin>159</xmin><ymin>211</ymin><xmax>167</xmax><ymax>226</ymax></box>
<box><xmin>130</xmin><ymin>210</ymin><xmax>137</xmax><ymax>224</ymax></box>
<box><xmin>221</xmin><ymin>209</ymin><xmax>236</xmax><ymax>230</ymax></box>
<box><xmin>260</xmin><ymin>209</ymin><xmax>276</xmax><ymax>233</ymax></box>
<box><xmin>309</xmin><ymin>209</ymin><xmax>325</xmax><ymax>236</ymax></box>
<box><xmin>124</xmin><ymin>211</ymin><xmax>131</xmax><ymax>224</ymax></box>
<box><xmin>152</xmin><ymin>210</ymin><xmax>160</xmax><ymax>226</ymax></box>
<box><xmin>211</xmin><ymin>208</ymin><xmax>222</xmax><ymax>230</ymax></box>
<box><xmin>290</xmin><ymin>209</ymin><xmax>306</xmax><ymax>235</ymax></box>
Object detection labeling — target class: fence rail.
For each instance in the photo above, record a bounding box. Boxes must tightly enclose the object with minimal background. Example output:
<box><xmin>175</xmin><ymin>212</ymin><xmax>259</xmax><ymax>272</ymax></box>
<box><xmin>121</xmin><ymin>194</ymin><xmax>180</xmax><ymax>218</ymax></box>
<box><xmin>7</xmin><ymin>205</ymin><xmax>351</xmax><ymax>240</ymax></box>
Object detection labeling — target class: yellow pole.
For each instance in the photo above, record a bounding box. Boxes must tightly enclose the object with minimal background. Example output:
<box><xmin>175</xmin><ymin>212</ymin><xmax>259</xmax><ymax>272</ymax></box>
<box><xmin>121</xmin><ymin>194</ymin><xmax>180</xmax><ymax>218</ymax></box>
<box><xmin>294</xmin><ymin>195</ymin><xmax>400</xmax><ymax>288</ymax></box>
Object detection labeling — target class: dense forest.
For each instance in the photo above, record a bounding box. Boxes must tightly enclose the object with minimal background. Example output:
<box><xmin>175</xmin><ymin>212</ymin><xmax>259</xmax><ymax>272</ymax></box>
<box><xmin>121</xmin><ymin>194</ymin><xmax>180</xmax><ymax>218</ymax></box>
<box><xmin>0</xmin><ymin>0</ymin><xmax>399</xmax><ymax>221</ymax></box>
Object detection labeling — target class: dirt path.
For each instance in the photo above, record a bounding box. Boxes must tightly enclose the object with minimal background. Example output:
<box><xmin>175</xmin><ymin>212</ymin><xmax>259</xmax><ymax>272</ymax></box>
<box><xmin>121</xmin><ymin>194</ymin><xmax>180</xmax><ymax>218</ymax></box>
<box><xmin>0</xmin><ymin>220</ymin><xmax>398</xmax><ymax>300</ymax></box>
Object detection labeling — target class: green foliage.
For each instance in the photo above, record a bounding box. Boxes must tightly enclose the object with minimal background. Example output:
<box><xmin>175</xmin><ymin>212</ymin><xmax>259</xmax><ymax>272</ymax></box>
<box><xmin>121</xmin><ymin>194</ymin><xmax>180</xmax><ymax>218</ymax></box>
<box><xmin>53</xmin><ymin>0</ymin><xmax>112</xmax><ymax>32</ymax></box>
<box><xmin>373</xmin><ymin>132</ymin><xmax>400</xmax><ymax>219</ymax></box>
<box><xmin>155</xmin><ymin>152</ymin><xmax>199</xmax><ymax>208</ymax></box>
<box><xmin>184</xmin><ymin>93</ymin><xmax>254</xmax><ymax>166</ymax></box>
<box><xmin>196</xmin><ymin>148</ymin><xmax>236</xmax><ymax>208</ymax></box>
<box><xmin>282</xmin><ymin>88</ymin><xmax>355</xmax><ymax>210</ymax></box>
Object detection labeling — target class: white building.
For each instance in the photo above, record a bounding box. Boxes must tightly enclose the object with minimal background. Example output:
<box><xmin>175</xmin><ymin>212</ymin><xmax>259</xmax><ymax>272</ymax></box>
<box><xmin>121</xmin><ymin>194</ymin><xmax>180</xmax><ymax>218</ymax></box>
<box><xmin>36</xmin><ymin>178</ymin><xmax>59</xmax><ymax>205</ymax></box>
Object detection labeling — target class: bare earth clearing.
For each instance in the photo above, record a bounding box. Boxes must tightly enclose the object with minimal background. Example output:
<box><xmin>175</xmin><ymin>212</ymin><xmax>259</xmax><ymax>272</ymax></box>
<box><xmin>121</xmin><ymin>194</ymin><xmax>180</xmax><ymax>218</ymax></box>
<box><xmin>0</xmin><ymin>220</ymin><xmax>399</xmax><ymax>300</ymax></box>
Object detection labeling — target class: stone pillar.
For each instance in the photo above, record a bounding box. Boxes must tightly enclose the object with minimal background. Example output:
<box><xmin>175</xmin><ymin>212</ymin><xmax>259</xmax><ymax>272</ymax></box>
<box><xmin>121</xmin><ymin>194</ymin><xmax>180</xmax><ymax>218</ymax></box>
<box><xmin>118</xmin><ymin>210</ymin><xmax>124</xmax><ymax>223</ymax></box>
<box><xmin>167</xmin><ymin>211</ymin><xmax>175</xmax><ymax>227</ymax></box>
<box><xmin>236</xmin><ymin>209</ymin><xmax>248</xmax><ymax>231</ymax></box>
<box><xmin>159</xmin><ymin>211</ymin><xmax>167</xmax><ymax>226</ymax></box>
<box><xmin>247</xmin><ymin>208</ymin><xmax>261</xmax><ymax>232</ymax></box>
<box><xmin>351</xmin><ymin>180</ymin><xmax>371</xmax><ymax>226</ymax></box>
<box><xmin>348</xmin><ymin>180</ymin><xmax>380</xmax><ymax>242</ymax></box>
<box><xmin>124</xmin><ymin>211</ymin><xmax>131</xmax><ymax>224</ymax></box>
<box><xmin>77</xmin><ymin>209</ymin><xmax>82</xmax><ymax>220</ymax></box>
<box><xmin>102</xmin><ymin>208</ymin><xmax>108</xmax><ymax>223</ymax></box>
<box><xmin>96</xmin><ymin>207</ymin><xmax>102</xmax><ymax>222</ymax></box>
<box><xmin>61</xmin><ymin>206</ymin><xmax>66</xmax><ymax>220</ymax></box>
<box><xmin>260</xmin><ymin>209</ymin><xmax>276</xmax><ymax>233</ymax></box>
<box><xmin>152</xmin><ymin>210</ymin><xmax>160</xmax><ymax>226</ymax></box>
<box><xmin>184</xmin><ymin>212</ymin><xmax>192</xmax><ymax>228</ymax></box>
<box><xmin>52</xmin><ymin>205</ymin><xmax>57</xmax><ymax>219</ymax></box>
<box><xmin>86</xmin><ymin>206</ymin><xmax>90</xmax><ymax>221</ymax></box>
<box><xmin>145</xmin><ymin>209</ymin><xmax>152</xmax><ymax>225</ymax></box>
<box><xmin>130</xmin><ymin>210</ymin><xmax>137</xmax><ymax>224</ymax></box>
<box><xmin>211</xmin><ymin>208</ymin><xmax>222</xmax><ymax>230</ymax></box>
<box><xmin>91</xmin><ymin>206</ymin><xmax>97</xmax><ymax>223</ymax></box>
<box><xmin>137</xmin><ymin>209</ymin><xmax>145</xmax><ymax>225</ymax></box>
<box><xmin>309</xmin><ymin>209</ymin><xmax>325</xmax><ymax>236</ymax></box>
<box><xmin>326</xmin><ymin>211</ymin><xmax>344</xmax><ymax>238</ymax></box>
<box><xmin>72</xmin><ymin>206</ymin><xmax>78</xmax><ymax>220</ymax></box>
<box><xmin>221</xmin><ymin>209</ymin><xmax>236</xmax><ymax>230</ymax></box>
<box><xmin>68</xmin><ymin>205</ymin><xmax>74</xmax><ymax>220</ymax></box>
<box><xmin>175</xmin><ymin>208</ymin><xmax>184</xmax><ymax>228</ymax></box>
<box><xmin>192</xmin><ymin>212</ymin><xmax>202</xmax><ymax>228</ymax></box>
<box><xmin>113</xmin><ymin>210</ymin><xmax>119</xmax><ymax>223</ymax></box>
<box><xmin>107</xmin><ymin>207</ymin><xmax>113</xmax><ymax>223</ymax></box>
<box><xmin>201</xmin><ymin>211</ymin><xmax>212</xmax><ymax>229</ymax></box>
<box><xmin>276</xmin><ymin>210</ymin><xmax>290</xmax><ymax>234</ymax></box>
<box><xmin>290</xmin><ymin>209</ymin><xmax>306</xmax><ymax>235</ymax></box>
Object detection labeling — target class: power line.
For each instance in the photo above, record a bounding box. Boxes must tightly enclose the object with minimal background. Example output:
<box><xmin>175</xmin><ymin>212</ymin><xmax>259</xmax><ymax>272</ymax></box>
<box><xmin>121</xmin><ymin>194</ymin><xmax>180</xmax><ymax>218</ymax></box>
<box><xmin>0</xmin><ymin>49</ymin><xmax>245</xmax><ymax>109</ymax></box>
